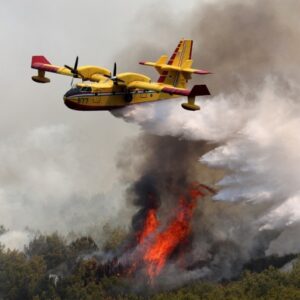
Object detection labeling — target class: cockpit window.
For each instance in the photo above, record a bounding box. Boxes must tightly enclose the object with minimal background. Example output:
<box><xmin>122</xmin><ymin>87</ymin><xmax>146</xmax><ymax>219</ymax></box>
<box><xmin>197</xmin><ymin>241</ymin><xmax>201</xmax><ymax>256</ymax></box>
<box><xmin>81</xmin><ymin>87</ymin><xmax>92</xmax><ymax>92</ymax></box>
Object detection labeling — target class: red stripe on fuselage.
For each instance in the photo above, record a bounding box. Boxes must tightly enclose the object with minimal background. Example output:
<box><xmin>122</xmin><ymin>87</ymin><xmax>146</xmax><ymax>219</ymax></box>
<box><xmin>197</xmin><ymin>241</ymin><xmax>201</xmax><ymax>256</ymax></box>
<box><xmin>64</xmin><ymin>99</ymin><xmax>125</xmax><ymax>111</ymax></box>
<box><xmin>158</xmin><ymin>71</ymin><xmax>168</xmax><ymax>83</ymax></box>
<box><xmin>158</xmin><ymin>40</ymin><xmax>182</xmax><ymax>83</ymax></box>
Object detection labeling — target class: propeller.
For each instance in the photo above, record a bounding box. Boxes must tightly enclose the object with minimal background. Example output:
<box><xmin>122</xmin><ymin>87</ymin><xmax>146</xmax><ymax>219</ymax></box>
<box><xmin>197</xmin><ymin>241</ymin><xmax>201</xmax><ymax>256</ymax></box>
<box><xmin>65</xmin><ymin>56</ymin><xmax>81</xmax><ymax>79</ymax></box>
<box><xmin>113</xmin><ymin>62</ymin><xmax>117</xmax><ymax>77</ymax></box>
<box><xmin>106</xmin><ymin>62</ymin><xmax>124</xmax><ymax>85</ymax></box>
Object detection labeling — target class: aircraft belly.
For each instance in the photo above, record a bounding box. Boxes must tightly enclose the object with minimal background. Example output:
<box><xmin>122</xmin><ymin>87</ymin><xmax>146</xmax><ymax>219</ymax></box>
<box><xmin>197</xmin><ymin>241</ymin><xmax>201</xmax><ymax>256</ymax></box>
<box><xmin>64</xmin><ymin>95</ymin><xmax>125</xmax><ymax>111</ymax></box>
<box><xmin>64</xmin><ymin>92</ymin><xmax>179</xmax><ymax>111</ymax></box>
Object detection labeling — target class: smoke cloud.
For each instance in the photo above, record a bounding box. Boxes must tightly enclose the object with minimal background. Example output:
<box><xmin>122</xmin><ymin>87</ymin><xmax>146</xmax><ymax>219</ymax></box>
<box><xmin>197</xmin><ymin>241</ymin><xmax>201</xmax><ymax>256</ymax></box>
<box><xmin>111</xmin><ymin>0</ymin><xmax>300</xmax><ymax>284</ymax></box>
<box><xmin>2</xmin><ymin>0</ymin><xmax>300</xmax><ymax>289</ymax></box>
<box><xmin>0</xmin><ymin>124</ymin><xmax>129</xmax><ymax>249</ymax></box>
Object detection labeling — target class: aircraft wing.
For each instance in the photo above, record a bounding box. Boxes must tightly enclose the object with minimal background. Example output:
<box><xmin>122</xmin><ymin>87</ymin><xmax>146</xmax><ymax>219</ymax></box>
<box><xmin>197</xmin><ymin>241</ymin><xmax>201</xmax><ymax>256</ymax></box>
<box><xmin>31</xmin><ymin>56</ymin><xmax>111</xmax><ymax>83</ymax></box>
<box><xmin>140</xmin><ymin>61</ymin><xmax>211</xmax><ymax>75</ymax></box>
<box><xmin>127</xmin><ymin>81</ymin><xmax>210</xmax><ymax>97</ymax></box>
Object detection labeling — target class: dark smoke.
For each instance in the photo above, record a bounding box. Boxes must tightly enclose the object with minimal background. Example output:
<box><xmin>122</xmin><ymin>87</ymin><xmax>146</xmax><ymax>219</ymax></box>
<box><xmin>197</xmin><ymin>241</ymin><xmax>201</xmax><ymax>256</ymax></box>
<box><xmin>189</xmin><ymin>0</ymin><xmax>300</xmax><ymax>94</ymax></box>
<box><xmin>119</xmin><ymin>0</ymin><xmax>300</xmax><ymax>95</ymax></box>
<box><xmin>112</xmin><ymin>0</ymin><xmax>300</xmax><ymax>288</ymax></box>
<box><xmin>117</xmin><ymin>135</ymin><xmax>220</xmax><ymax>245</ymax></box>
<box><xmin>113</xmin><ymin>134</ymin><xmax>284</xmax><ymax>288</ymax></box>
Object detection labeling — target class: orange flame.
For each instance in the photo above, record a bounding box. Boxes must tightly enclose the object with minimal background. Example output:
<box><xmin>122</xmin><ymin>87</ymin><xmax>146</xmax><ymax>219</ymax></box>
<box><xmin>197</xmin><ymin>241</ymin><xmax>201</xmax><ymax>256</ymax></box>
<box><xmin>126</xmin><ymin>208</ymin><xmax>159</xmax><ymax>276</ymax></box>
<box><xmin>143</xmin><ymin>185</ymin><xmax>204</xmax><ymax>279</ymax></box>
<box><xmin>138</xmin><ymin>209</ymin><xmax>160</xmax><ymax>243</ymax></box>
<box><xmin>126</xmin><ymin>184</ymin><xmax>214</xmax><ymax>281</ymax></box>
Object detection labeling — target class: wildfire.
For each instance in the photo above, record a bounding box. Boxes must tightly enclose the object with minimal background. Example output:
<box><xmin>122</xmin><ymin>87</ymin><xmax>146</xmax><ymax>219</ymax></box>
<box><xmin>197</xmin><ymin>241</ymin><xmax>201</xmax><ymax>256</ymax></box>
<box><xmin>144</xmin><ymin>195</ymin><xmax>196</xmax><ymax>278</ymax></box>
<box><xmin>137</xmin><ymin>209</ymin><xmax>159</xmax><ymax>243</ymax></box>
<box><xmin>98</xmin><ymin>183</ymin><xmax>214</xmax><ymax>282</ymax></box>
<box><xmin>135</xmin><ymin>184</ymin><xmax>212</xmax><ymax>280</ymax></box>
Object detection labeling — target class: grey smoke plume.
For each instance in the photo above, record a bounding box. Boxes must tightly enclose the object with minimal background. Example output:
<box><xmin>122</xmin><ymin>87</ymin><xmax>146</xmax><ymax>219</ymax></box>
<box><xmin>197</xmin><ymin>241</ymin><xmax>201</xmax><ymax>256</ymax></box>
<box><xmin>0</xmin><ymin>124</ymin><xmax>127</xmax><ymax>250</ymax></box>
<box><xmin>1</xmin><ymin>0</ymin><xmax>299</xmax><ymax>288</ymax></box>
<box><xmin>112</xmin><ymin>0</ymin><xmax>300</xmax><ymax>285</ymax></box>
<box><xmin>117</xmin><ymin>135</ymin><xmax>221</xmax><ymax>238</ymax></box>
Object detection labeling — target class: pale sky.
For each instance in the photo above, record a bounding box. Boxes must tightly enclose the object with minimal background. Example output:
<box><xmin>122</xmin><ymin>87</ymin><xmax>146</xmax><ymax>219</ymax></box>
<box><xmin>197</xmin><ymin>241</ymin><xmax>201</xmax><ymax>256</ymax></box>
<box><xmin>0</xmin><ymin>0</ymin><xmax>201</xmax><ymax>235</ymax></box>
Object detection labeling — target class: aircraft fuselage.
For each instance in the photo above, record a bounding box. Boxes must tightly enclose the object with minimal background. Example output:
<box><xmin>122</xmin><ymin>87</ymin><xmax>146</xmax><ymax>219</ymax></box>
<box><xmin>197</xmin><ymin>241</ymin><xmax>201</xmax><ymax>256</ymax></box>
<box><xmin>63</xmin><ymin>88</ymin><xmax>179</xmax><ymax>111</ymax></box>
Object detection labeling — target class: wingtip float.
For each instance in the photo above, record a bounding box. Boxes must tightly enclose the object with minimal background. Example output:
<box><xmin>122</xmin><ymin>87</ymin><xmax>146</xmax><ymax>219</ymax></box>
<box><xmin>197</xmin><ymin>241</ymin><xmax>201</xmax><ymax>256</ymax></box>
<box><xmin>31</xmin><ymin>39</ymin><xmax>211</xmax><ymax>111</ymax></box>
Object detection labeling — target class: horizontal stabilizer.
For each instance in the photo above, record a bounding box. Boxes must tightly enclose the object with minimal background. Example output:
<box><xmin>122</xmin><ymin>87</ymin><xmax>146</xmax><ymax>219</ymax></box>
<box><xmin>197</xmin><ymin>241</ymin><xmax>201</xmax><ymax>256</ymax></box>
<box><xmin>140</xmin><ymin>62</ymin><xmax>211</xmax><ymax>75</ymax></box>
<box><xmin>139</xmin><ymin>61</ymin><xmax>155</xmax><ymax>67</ymax></box>
<box><xmin>185</xmin><ymin>68</ymin><xmax>211</xmax><ymax>75</ymax></box>
<box><xmin>139</xmin><ymin>56</ymin><xmax>168</xmax><ymax>67</ymax></box>
<box><xmin>182</xmin><ymin>59</ymin><xmax>193</xmax><ymax>69</ymax></box>
<box><xmin>156</xmin><ymin>55</ymin><xmax>168</xmax><ymax>65</ymax></box>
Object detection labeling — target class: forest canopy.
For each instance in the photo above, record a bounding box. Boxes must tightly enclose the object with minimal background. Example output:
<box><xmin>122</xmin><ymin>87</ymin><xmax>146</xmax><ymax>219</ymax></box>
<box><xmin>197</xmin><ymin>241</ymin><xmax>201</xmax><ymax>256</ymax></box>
<box><xmin>0</xmin><ymin>226</ymin><xmax>300</xmax><ymax>300</ymax></box>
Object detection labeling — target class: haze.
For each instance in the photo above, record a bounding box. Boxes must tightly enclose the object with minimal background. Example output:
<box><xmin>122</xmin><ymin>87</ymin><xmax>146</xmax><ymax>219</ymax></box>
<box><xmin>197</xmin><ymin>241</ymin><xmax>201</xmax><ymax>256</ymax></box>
<box><xmin>0</xmin><ymin>0</ymin><xmax>199</xmax><ymax>237</ymax></box>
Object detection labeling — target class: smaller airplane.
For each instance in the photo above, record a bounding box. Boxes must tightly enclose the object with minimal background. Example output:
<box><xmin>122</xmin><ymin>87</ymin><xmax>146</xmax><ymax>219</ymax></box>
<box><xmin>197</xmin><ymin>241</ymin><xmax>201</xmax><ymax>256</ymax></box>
<box><xmin>31</xmin><ymin>39</ymin><xmax>211</xmax><ymax>111</ymax></box>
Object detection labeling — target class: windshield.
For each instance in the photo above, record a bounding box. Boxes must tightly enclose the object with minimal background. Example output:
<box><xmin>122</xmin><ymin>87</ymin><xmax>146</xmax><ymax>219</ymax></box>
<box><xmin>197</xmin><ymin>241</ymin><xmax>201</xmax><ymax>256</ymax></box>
<box><xmin>81</xmin><ymin>87</ymin><xmax>92</xmax><ymax>92</ymax></box>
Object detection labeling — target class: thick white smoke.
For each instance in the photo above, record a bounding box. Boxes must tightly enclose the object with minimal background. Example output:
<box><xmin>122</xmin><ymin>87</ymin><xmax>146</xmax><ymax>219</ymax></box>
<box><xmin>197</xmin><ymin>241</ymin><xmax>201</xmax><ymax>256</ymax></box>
<box><xmin>109</xmin><ymin>0</ymin><xmax>300</xmax><ymax>282</ymax></box>
<box><xmin>0</xmin><ymin>124</ymin><xmax>128</xmax><ymax>249</ymax></box>
<box><xmin>113</xmin><ymin>77</ymin><xmax>300</xmax><ymax>240</ymax></box>
<box><xmin>0</xmin><ymin>230</ymin><xmax>33</xmax><ymax>251</ymax></box>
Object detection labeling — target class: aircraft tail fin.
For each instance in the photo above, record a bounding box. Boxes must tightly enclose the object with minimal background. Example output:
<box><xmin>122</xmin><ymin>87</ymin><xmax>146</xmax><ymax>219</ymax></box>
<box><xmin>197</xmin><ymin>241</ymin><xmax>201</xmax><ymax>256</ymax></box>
<box><xmin>157</xmin><ymin>39</ymin><xmax>192</xmax><ymax>88</ymax></box>
<box><xmin>140</xmin><ymin>40</ymin><xmax>211</xmax><ymax>89</ymax></box>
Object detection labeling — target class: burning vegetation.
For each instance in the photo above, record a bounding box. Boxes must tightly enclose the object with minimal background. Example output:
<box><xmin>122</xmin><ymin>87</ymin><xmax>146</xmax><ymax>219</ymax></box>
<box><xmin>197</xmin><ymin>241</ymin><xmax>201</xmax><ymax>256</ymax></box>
<box><xmin>94</xmin><ymin>183</ymin><xmax>215</xmax><ymax>283</ymax></box>
<box><xmin>135</xmin><ymin>183</ymin><xmax>214</xmax><ymax>281</ymax></box>
<box><xmin>0</xmin><ymin>217</ymin><xmax>299</xmax><ymax>299</ymax></box>
<box><xmin>2</xmin><ymin>0</ymin><xmax>300</xmax><ymax>298</ymax></box>
<box><xmin>0</xmin><ymin>132</ymin><xmax>299</xmax><ymax>298</ymax></box>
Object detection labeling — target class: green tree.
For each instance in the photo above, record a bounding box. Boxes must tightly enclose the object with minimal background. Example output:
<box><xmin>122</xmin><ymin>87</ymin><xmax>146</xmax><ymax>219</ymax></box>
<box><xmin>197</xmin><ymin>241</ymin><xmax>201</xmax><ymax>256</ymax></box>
<box><xmin>0</xmin><ymin>248</ymin><xmax>46</xmax><ymax>300</ymax></box>
<box><xmin>68</xmin><ymin>236</ymin><xmax>98</xmax><ymax>257</ymax></box>
<box><xmin>25</xmin><ymin>233</ymin><xmax>68</xmax><ymax>270</ymax></box>
<box><xmin>102</xmin><ymin>224</ymin><xmax>127</xmax><ymax>252</ymax></box>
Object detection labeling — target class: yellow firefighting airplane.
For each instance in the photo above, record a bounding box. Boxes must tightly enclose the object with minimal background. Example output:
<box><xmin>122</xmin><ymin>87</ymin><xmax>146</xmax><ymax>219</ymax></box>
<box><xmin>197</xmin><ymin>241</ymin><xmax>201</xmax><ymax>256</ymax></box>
<box><xmin>31</xmin><ymin>40</ymin><xmax>211</xmax><ymax>111</ymax></box>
